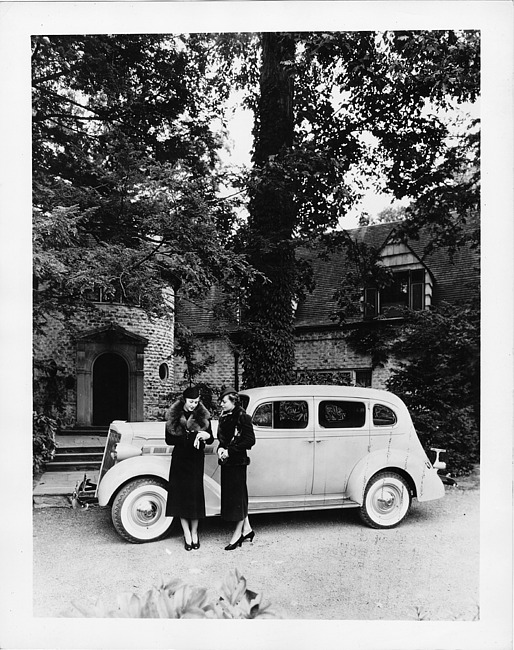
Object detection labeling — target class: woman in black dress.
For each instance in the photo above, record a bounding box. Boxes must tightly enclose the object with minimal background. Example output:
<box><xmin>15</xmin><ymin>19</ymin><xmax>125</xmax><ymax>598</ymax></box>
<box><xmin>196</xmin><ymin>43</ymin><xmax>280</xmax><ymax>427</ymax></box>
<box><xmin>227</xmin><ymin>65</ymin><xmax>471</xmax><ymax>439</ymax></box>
<box><xmin>165</xmin><ymin>386</ymin><xmax>213</xmax><ymax>550</ymax></box>
<box><xmin>217</xmin><ymin>387</ymin><xmax>256</xmax><ymax>550</ymax></box>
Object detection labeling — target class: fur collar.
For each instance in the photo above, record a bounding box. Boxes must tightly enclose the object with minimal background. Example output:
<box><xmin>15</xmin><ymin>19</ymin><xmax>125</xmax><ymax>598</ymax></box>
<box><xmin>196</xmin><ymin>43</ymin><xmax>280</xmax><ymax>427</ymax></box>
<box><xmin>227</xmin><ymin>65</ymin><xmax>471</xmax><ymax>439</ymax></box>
<box><xmin>167</xmin><ymin>399</ymin><xmax>210</xmax><ymax>436</ymax></box>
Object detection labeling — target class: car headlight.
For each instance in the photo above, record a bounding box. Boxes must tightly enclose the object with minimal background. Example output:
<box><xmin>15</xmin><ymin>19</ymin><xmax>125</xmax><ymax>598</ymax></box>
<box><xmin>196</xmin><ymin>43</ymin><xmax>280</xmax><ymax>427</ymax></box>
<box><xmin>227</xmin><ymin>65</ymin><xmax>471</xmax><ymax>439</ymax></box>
<box><xmin>112</xmin><ymin>443</ymin><xmax>143</xmax><ymax>462</ymax></box>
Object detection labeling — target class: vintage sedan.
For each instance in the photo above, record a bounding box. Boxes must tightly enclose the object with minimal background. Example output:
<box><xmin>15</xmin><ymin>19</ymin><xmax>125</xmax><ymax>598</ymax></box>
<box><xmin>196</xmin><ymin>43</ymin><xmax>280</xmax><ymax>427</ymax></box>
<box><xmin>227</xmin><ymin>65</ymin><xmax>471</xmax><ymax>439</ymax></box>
<box><xmin>93</xmin><ymin>385</ymin><xmax>446</xmax><ymax>543</ymax></box>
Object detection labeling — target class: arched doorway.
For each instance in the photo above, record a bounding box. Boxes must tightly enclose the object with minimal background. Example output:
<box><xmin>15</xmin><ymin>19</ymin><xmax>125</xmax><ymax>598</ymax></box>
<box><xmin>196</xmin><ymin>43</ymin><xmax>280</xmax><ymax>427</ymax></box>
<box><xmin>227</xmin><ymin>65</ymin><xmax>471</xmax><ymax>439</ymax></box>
<box><xmin>76</xmin><ymin>323</ymin><xmax>148</xmax><ymax>426</ymax></box>
<box><xmin>92</xmin><ymin>353</ymin><xmax>129</xmax><ymax>425</ymax></box>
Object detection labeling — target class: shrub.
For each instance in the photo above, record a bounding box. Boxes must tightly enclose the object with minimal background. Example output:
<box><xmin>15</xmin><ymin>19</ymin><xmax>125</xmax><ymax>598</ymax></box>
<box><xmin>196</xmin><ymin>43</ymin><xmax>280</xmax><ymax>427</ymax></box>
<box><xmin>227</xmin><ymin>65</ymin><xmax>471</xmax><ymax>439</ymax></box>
<box><xmin>33</xmin><ymin>411</ymin><xmax>57</xmax><ymax>474</ymax></box>
<box><xmin>69</xmin><ymin>569</ymin><xmax>280</xmax><ymax>619</ymax></box>
<box><xmin>386</xmin><ymin>301</ymin><xmax>480</xmax><ymax>475</ymax></box>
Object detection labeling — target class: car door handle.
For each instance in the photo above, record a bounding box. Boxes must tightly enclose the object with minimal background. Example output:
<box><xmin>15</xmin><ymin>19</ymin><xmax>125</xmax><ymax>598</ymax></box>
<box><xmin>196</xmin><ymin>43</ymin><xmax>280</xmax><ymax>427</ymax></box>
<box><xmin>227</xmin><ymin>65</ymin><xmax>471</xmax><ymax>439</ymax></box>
<box><xmin>307</xmin><ymin>439</ymin><xmax>314</xmax><ymax>443</ymax></box>
<box><xmin>315</xmin><ymin>440</ymin><xmax>322</xmax><ymax>443</ymax></box>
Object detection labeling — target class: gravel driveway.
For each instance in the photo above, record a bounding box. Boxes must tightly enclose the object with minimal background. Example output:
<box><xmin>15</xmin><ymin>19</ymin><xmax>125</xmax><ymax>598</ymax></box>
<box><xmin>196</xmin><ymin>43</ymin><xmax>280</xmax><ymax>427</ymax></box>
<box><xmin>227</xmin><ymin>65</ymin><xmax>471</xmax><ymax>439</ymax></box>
<box><xmin>33</xmin><ymin>472</ymin><xmax>479</xmax><ymax>621</ymax></box>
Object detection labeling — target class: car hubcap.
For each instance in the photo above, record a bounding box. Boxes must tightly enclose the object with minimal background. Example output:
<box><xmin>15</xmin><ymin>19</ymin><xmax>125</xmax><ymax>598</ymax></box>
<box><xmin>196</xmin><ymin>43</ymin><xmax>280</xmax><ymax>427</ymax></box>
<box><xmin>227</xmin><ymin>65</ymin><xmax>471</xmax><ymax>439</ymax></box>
<box><xmin>370</xmin><ymin>482</ymin><xmax>406</xmax><ymax>519</ymax></box>
<box><xmin>375</xmin><ymin>487</ymin><xmax>398</xmax><ymax>512</ymax></box>
<box><xmin>132</xmin><ymin>495</ymin><xmax>163</xmax><ymax>526</ymax></box>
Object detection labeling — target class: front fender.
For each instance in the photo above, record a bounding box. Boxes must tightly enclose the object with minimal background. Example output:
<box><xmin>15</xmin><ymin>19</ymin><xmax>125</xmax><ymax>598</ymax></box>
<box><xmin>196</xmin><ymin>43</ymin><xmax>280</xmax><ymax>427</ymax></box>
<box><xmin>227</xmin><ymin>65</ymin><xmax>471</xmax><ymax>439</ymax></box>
<box><xmin>346</xmin><ymin>449</ymin><xmax>444</xmax><ymax>505</ymax></box>
<box><xmin>97</xmin><ymin>455</ymin><xmax>222</xmax><ymax>515</ymax></box>
<box><xmin>97</xmin><ymin>455</ymin><xmax>171</xmax><ymax>506</ymax></box>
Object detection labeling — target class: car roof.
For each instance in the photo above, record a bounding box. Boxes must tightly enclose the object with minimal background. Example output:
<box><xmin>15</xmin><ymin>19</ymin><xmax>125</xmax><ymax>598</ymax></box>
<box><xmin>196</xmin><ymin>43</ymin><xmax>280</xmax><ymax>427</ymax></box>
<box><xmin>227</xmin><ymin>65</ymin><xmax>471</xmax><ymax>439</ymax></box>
<box><xmin>239</xmin><ymin>385</ymin><xmax>405</xmax><ymax>406</ymax></box>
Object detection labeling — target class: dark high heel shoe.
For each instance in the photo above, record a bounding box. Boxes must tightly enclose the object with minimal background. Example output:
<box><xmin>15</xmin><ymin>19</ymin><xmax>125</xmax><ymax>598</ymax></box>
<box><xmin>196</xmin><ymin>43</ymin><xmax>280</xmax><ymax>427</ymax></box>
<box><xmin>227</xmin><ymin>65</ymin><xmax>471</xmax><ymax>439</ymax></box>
<box><xmin>184</xmin><ymin>538</ymin><xmax>193</xmax><ymax>551</ymax></box>
<box><xmin>242</xmin><ymin>530</ymin><xmax>255</xmax><ymax>543</ymax></box>
<box><xmin>224</xmin><ymin>535</ymin><xmax>244</xmax><ymax>551</ymax></box>
<box><xmin>192</xmin><ymin>535</ymin><xmax>200</xmax><ymax>550</ymax></box>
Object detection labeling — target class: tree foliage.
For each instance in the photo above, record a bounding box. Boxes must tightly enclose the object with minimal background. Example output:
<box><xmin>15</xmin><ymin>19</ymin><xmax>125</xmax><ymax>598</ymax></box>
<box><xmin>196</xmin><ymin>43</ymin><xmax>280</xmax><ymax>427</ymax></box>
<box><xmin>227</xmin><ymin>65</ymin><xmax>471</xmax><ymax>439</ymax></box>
<box><xmin>33</xmin><ymin>32</ymin><xmax>481</xmax><ymax>413</ymax></box>
<box><xmin>32</xmin><ymin>34</ymin><xmax>253</xmax><ymax>330</ymax></box>
<box><xmin>231</xmin><ymin>30</ymin><xmax>479</xmax><ymax>387</ymax></box>
<box><xmin>386</xmin><ymin>300</ymin><xmax>480</xmax><ymax>475</ymax></box>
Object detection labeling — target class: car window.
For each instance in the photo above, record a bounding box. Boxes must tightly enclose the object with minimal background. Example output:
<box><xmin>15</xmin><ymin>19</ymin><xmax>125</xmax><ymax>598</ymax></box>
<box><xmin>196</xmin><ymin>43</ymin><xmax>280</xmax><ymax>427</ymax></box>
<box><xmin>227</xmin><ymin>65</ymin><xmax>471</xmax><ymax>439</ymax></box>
<box><xmin>319</xmin><ymin>400</ymin><xmax>366</xmax><ymax>428</ymax></box>
<box><xmin>252</xmin><ymin>402</ymin><xmax>272</xmax><ymax>427</ymax></box>
<box><xmin>252</xmin><ymin>400</ymin><xmax>309</xmax><ymax>429</ymax></box>
<box><xmin>373</xmin><ymin>404</ymin><xmax>397</xmax><ymax>426</ymax></box>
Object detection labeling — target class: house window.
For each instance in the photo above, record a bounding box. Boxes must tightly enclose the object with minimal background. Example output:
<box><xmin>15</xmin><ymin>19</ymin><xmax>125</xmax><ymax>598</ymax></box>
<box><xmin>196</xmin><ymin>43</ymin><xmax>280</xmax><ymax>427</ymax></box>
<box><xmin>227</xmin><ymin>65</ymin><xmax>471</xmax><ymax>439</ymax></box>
<box><xmin>83</xmin><ymin>284</ymin><xmax>142</xmax><ymax>307</ymax></box>
<box><xmin>364</xmin><ymin>269</ymin><xmax>426</xmax><ymax>318</ymax></box>
<box><xmin>159</xmin><ymin>363</ymin><xmax>169</xmax><ymax>381</ymax></box>
<box><xmin>294</xmin><ymin>368</ymin><xmax>372</xmax><ymax>387</ymax></box>
<box><xmin>355</xmin><ymin>369</ymin><xmax>372</xmax><ymax>387</ymax></box>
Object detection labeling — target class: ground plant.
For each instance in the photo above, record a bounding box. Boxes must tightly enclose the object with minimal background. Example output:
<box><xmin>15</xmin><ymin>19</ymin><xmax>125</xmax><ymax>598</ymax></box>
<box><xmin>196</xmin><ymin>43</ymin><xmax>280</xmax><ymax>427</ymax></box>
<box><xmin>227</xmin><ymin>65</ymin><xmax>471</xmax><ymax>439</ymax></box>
<box><xmin>33</xmin><ymin>412</ymin><xmax>57</xmax><ymax>474</ymax></box>
<box><xmin>69</xmin><ymin>569</ymin><xmax>279</xmax><ymax>619</ymax></box>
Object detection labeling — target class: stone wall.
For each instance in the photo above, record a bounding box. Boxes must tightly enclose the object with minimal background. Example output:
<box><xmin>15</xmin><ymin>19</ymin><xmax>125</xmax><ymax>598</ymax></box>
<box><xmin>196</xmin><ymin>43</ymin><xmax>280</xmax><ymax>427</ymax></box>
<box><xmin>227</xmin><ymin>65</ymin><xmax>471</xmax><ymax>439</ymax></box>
<box><xmin>33</xmin><ymin>301</ymin><xmax>174</xmax><ymax>424</ymax></box>
<box><xmin>173</xmin><ymin>336</ymin><xmax>241</xmax><ymax>393</ymax></box>
<box><xmin>172</xmin><ymin>328</ymin><xmax>397</xmax><ymax>391</ymax></box>
<box><xmin>295</xmin><ymin>330</ymin><xmax>363</xmax><ymax>371</ymax></box>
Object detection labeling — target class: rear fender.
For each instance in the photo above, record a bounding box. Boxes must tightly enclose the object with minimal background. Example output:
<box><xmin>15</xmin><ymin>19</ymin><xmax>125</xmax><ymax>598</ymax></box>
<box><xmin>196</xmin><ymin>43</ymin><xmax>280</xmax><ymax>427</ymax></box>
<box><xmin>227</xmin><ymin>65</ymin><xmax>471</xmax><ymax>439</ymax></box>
<box><xmin>347</xmin><ymin>449</ymin><xmax>444</xmax><ymax>505</ymax></box>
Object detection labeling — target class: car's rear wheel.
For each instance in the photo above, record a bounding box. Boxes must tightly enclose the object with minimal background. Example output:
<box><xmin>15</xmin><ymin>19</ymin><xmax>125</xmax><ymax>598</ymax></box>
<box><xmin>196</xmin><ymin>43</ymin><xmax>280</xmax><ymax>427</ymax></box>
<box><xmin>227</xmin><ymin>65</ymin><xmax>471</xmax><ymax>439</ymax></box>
<box><xmin>359</xmin><ymin>471</ymin><xmax>411</xmax><ymax>529</ymax></box>
<box><xmin>112</xmin><ymin>478</ymin><xmax>173</xmax><ymax>543</ymax></box>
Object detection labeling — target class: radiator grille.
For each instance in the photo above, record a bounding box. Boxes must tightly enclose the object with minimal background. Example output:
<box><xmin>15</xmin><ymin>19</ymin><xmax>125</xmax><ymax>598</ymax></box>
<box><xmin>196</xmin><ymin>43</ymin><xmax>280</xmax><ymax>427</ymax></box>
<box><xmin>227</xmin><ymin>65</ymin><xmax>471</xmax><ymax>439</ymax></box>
<box><xmin>97</xmin><ymin>429</ymin><xmax>121</xmax><ymax>488</ymax></box>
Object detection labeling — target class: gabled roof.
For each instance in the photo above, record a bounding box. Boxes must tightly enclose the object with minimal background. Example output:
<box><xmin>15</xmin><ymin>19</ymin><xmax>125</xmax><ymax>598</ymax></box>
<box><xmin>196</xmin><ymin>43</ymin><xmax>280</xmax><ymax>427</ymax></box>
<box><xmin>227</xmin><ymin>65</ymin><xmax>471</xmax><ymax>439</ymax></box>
<box><xmin>75</xmin><ymin>322</ymin><xmax>149</xmax><ymax>345</ymax></box>
<box><xmin>175</xmin><ymin>286</ymin><xmax>237</xmax><ymax>336</ymax></box>
<box><xmin>176</xmin><ymin>216</ymin><xmax>480</xmax><ymax>334</ymax></box>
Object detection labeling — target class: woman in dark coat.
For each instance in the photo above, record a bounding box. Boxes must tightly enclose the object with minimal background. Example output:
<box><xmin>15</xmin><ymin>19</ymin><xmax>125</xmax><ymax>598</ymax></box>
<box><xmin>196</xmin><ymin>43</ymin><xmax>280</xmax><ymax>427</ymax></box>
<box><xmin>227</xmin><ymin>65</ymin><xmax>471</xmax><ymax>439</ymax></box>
<box><xmin>165</xmin><ymin>386</ymin><xmax>213</xmax><ymax>550</ymax></box>
<box><xmin>217</xmin><ymin>387</ymin><xmax>256</xmax><ymax>550</ymax></box>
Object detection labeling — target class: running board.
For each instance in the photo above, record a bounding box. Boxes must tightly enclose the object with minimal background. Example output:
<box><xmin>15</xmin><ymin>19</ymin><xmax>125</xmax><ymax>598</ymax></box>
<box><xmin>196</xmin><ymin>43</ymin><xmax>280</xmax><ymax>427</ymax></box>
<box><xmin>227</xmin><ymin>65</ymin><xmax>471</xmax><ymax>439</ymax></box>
<box><xmin>248</xmin><ymin>496</ymin><xmax>359</xmax><ymax>513</ymax></box>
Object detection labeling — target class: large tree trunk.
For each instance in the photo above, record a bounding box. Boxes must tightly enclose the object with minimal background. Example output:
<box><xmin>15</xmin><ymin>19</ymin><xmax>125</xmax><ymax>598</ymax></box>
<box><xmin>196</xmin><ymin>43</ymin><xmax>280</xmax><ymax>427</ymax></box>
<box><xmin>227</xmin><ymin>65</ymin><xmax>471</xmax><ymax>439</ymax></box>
<box><xmin>241</xmin><ymin>33</ymin><xmax>297</xmax><ymax>388</ymax></box>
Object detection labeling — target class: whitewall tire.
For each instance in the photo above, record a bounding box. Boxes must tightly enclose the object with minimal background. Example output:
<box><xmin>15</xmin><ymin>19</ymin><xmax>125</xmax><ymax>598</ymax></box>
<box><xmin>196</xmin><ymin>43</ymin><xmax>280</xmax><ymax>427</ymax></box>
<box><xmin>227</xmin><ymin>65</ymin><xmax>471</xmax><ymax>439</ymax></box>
<box><xmin>111</xmin><ymin>478</ymin><xmax>173</xmax><ymax>543</ymax></box>
<box><xmin>359</xmin><ymin>471</ymin><xmax>411</xmax><ymax>529</ymax></box>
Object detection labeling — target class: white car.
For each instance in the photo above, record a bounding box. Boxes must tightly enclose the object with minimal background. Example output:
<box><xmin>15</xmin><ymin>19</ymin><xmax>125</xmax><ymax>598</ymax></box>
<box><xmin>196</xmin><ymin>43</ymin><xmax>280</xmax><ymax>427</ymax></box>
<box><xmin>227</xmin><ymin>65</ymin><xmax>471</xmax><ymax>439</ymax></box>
<box><xmin>93</xmin><ymin>385</ymin><xmax>446</xmax><ymax>543</ymax></box>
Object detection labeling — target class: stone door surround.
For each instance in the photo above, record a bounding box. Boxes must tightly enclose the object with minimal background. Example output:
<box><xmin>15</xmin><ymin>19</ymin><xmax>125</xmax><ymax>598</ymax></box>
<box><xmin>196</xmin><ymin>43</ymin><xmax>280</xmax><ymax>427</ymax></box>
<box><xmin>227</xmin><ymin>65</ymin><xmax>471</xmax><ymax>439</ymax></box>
<box><xmin>75</xmin><ymin>322</ymin><xmax>148</xmax><ymax>426</ymax></box>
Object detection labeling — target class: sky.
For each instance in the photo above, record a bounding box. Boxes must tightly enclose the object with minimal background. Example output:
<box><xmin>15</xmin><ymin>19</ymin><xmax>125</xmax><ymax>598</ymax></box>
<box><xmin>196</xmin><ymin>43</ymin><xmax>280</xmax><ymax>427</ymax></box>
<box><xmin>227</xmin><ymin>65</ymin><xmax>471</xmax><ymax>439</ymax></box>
<box><xmin>220</xmin><ymin>88</ymin><xmax>480</xmax><ymax>231</ymax></box>
<box><xmin>220</xmin><ymin>101</ymin><xmax>397</xmax><ymax>229</ymax></box>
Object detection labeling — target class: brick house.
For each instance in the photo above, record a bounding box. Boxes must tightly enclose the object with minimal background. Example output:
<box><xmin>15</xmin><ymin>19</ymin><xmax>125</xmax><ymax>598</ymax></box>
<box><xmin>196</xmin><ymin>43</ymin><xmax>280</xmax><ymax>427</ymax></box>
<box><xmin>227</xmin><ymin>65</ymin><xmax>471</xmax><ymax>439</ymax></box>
<box><xmin>174</xmin><ymin>217</ymin><xmax>479</xmax><ymax>391</ymax></box>
<box><xmin>33</xmin><ymin>217</ymin><xmax>478</xmax><ymax>428</ymax></box>
<box><xmin>33</xmin><ymin>290</ymin><xmax>176</xmax><ymax>427</ymax></box>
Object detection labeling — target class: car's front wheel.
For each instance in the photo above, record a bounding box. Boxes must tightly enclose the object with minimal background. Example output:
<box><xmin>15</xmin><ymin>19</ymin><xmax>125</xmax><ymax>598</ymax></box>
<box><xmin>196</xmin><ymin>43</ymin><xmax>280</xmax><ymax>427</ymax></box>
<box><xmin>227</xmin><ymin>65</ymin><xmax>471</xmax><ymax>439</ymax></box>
<box><xmin>359</xmin><ymin>471</ymin><xmax>411</xmax><ymax>529</ymax></box>
<box><xmin>111</xmin><ymin>478</ymin><xmax>173</xmax><ymax>543</ymax></box>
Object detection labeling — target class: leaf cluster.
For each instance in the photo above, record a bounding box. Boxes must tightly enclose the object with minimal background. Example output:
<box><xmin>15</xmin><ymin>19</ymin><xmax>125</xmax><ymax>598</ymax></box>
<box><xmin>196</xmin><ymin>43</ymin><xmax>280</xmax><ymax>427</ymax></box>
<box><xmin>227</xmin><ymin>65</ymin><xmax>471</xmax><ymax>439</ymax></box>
<box><xmin>33</xmin><ymin>411</ymin><xmax>58</xmax><ymax>473</ymax></box>
<box><xmin>235</xmin><ymin>30</ymin><xmax>479</xmax><ymax>387</ymax></box>
<box><xmin>386</xmin><ymin>300</ymin><xmax>480</xmax><ymax>474</ymax></box>
<box><xmin>69</xmin><ymin>569</ymin><xmax>279</xmax><ymax>619</ymax></box>
<box><xmin>32</xmin><ymin>34</ymin><xmax>256</xmax><ymax>323</ymax></box>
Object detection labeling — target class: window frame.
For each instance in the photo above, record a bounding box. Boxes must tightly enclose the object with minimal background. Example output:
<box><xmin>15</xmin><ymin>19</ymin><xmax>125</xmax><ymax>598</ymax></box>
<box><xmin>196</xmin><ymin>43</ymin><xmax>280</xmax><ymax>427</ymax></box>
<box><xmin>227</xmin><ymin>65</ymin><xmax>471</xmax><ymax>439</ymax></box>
<box><xmin>251</xmin><ymin>399</ymin><xmax>310</xmax><ymax>430</ymax></box>
<box><xmin>372</xmin><ymin>403</ymin><xmax>398</xmax><ymax>427</ymax></box>
<box><xmin>364</xmin><ymin>268</ymin><xmax>427</xmax><ymax>318</ymax></box>
<box><xmin>318</xmin><ymin>399</ymin><xmax>367</xmax><ymax>430</ymax></box>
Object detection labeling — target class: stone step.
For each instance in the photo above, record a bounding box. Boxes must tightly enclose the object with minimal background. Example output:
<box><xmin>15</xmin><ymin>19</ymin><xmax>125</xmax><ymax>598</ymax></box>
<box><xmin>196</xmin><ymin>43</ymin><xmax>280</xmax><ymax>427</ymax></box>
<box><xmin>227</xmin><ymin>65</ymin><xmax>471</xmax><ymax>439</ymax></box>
<box><xmin>58</xmin><ymin>427</ymin><xmax>108</xmax><ymax>438</ymax></box>
<box><xmin>54</xmin><ymin>451</ymin><xmax>103</xmax><ymax>463</ymax></box>
<box><xmin>33</xmin><ymin>469</ymin><xmax>99</xmax><ymax>503</ymax></box>
<box><xmin>45</xmin><ymin>460</ymin><xmax>102</xmax><ymax>472</ymax></box>
<box><xmin>55</xmin><ymin>447</ymin><xmax>104</xmax><ymax>456</ymax></box>
<box><xmin>55</xmin><ymin>434</ymin><xmax>107</xmax><ymax>450</ymax></box>
<box><xmin>60</xmin><ymin>426</ymin><xmax>108</xmax><ymax>433</ymax></box>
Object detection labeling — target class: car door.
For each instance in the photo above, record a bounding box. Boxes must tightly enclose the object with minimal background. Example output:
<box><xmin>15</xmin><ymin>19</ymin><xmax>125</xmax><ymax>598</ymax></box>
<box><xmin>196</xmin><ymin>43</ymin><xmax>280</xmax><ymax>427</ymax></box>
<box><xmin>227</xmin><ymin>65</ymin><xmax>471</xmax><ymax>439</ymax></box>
<box><xmin>312</xmin><ymin>397</ymin><xmax>370</xmax><ymax>495</ymax></box>
<box><xmin>247</xmin><ymin>397</ymin><xmax>315</xmax><ymax>497</ymax></box>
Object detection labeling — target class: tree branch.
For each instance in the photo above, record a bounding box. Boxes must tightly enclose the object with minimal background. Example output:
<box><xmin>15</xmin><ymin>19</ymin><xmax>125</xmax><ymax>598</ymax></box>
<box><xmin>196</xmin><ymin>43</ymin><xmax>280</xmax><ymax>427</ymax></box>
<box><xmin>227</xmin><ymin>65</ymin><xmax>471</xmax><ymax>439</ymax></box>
<box><xmin>45</xmin><ymin>116</ymin><xmax>103</xmax><ymax>140</ymax></box>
